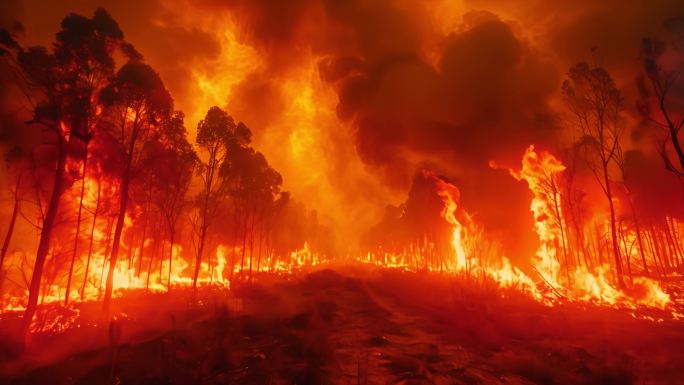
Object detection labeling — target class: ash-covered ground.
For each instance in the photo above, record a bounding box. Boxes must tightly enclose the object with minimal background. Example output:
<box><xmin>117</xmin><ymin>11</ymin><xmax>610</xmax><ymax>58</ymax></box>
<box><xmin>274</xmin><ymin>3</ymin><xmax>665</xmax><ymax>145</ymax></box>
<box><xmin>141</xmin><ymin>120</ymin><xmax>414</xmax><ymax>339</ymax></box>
<box><xmin>1</xmin><ymin>266</ymin><xmax>684</xmax><ymax>385</ymax></box>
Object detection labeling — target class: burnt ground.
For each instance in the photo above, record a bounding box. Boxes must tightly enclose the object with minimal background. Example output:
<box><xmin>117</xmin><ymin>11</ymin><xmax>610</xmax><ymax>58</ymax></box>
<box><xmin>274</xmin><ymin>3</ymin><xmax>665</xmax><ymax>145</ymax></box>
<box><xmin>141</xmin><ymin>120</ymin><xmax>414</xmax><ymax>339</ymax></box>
<box><xmin>1</xmin><ymin>265</ymin><xmax>684</xmax><ymax>385</ymax></box>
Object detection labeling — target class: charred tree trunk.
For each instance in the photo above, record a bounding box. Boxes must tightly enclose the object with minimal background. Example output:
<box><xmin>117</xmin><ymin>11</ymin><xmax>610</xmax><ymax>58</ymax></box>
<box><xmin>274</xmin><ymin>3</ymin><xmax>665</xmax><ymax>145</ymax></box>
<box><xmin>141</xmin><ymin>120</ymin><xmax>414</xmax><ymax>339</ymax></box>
<box><xmin>0</xmin><ymin>195</ymin><xmax>20</xmax><ymax>291</ymax></box>
<box><xmin>240</xmin><ymin>205</ymin><xmax>249</xmax><ymax>274</ymax></box>
<box><xmin>81</xmin><ymin>177</ymin><xmax>101</xmax><ymax>300</ymax></box>
<box><xmin>230</xmin><ymin>202</ymin><xmax>239</xmax><ymax>281</ymax></box>
<box><xmin>193</xmin><ymin>211</ymin><xmax>208</xmax><ymax>291</ymax></box>
<box><xmin>104</xmin><ymin>109</ymin><xmax>142</xmax><ymax>313</ymax></box>
<box><xmin>99</xmin><ymin>216</ymin><xmax>115</xmax><ymax>299</ymax></box>
<box><xmin>248</xmin><ymin>207</ymin><xmax>256</xmax><ymax>282</ymax></box>
<box><xmin>603</xmin><ymin>165</ymin><xmax>625</xmax><ymax>288</ymax></box>
<box><xmin>167</xmin><ymin>228</ymin><xmax>174</xmax><ymax>292</ymax></box>
<box><xmin>65</xmin><ymin>152</ymin><xmax>89</xmax><ymax>305</ymax></box>
<box><xmin>104</xmin><ymin>164</ymin><xmax>131</xmax><ymax>313</ymax></box>
<box><xmin>257</xmin><ymin>210</ymin><xmax>264</xmax><ymax>273</ymax></box>
<box><xmin>631</xmin><ymin>206</ymin><xmax>649</xmax><ymax>275</ymax></box>
<box><xmin>619</xmin><ymin>224</ymin><xmax>633</xmax><ymax>283</ymax></box>
<box><xmin>664</xmin><ymin>218</ymin><xmax>683</xmax><ymax>270</ymax></box>
<box><xmin>136</xmin><ymin>193</ymin><xmax>151</xmax><ymax>277</ymax></box>
<box><xmin>22</xmin><ymin>139</ymin><xmax>68</xmax><ymax>336</ymax></box>
<box><xmin>146</xmin><ymin>212</ymin><xmax>162</xmax><ymax>290</ymax></box>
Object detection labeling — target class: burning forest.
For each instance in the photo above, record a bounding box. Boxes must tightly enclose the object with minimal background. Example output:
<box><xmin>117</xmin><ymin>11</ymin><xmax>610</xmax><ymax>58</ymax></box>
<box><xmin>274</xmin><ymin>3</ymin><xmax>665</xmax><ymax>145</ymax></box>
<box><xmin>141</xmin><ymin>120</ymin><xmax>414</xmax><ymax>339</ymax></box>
<box><xmin>1</xmin><ymin>1</ymin><xmax>684</xmax><ymax>384</ymax></box>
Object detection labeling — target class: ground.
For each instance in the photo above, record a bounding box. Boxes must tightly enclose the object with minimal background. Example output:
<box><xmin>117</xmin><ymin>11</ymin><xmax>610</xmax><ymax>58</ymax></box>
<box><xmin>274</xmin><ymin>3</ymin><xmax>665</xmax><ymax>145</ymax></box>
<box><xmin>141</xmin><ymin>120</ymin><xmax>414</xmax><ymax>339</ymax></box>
<box><xmin>1</xmin><ymin>265</ymin><xmax>684</xmax><ymax>384</ymax></box>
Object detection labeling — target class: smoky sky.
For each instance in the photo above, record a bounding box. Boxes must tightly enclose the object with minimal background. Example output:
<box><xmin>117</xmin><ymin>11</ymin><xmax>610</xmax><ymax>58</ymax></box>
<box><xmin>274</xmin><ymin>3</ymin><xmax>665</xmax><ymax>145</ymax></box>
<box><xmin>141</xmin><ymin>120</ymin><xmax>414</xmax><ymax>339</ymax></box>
<box><xmin>2</xmin><ymin>0</ymin><xmax>683</xmax><ymax>256</ymax></box>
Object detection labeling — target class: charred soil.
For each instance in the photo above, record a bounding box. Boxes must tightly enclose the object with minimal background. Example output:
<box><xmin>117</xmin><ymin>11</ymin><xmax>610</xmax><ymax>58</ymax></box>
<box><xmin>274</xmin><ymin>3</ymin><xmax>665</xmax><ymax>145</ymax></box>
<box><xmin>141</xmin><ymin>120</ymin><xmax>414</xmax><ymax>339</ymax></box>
<box><xmin>1</xmin><ymin>266</ymin><xmax>683</xmax><ymax>385</ymax></box>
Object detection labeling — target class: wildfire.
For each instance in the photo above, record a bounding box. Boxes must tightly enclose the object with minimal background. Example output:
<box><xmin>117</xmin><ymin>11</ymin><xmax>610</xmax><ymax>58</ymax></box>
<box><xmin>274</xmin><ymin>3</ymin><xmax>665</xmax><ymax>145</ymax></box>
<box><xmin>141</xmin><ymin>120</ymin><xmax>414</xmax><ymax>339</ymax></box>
<box><xmin>510</xmin><ymin>146</ymin><xmax>671</xmax><ymax>309</ymax></box>
<box><xmin>360</xmin><ymin>147</ymin><xmax>674</xmax><ymax>315</ymax></box>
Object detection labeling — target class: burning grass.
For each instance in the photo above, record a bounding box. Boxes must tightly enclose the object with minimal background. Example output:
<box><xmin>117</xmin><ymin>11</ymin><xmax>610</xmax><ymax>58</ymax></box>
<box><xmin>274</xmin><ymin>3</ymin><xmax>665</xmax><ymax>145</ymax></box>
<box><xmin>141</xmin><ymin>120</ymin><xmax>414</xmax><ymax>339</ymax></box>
<box><xmin>1</xmin><ymin>266</ymin><xmax>683</xmax><ymax>384</ymax></box>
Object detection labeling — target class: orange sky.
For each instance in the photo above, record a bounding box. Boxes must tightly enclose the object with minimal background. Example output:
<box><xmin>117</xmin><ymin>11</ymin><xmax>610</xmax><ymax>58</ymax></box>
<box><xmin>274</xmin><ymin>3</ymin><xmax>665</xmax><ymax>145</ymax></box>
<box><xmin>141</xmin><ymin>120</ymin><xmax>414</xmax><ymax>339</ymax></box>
<box><xmin>1</xmin><ymin>0</ymin><xmax>682</xmax><ymax>254</ymax></box>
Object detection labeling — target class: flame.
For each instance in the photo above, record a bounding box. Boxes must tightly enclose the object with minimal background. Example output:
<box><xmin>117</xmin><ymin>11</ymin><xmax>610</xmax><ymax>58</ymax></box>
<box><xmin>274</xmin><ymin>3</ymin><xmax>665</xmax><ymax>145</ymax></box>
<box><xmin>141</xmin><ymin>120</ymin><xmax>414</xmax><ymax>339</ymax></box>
<box><xmin>429</xmin><ymin>171</ymin><xmax>468</xmax><ymax>270</ymax></box>
<box><xmin>511</xmin><ymin>145</ymin><xmax>671</xmax><ymax>309</ymax></box>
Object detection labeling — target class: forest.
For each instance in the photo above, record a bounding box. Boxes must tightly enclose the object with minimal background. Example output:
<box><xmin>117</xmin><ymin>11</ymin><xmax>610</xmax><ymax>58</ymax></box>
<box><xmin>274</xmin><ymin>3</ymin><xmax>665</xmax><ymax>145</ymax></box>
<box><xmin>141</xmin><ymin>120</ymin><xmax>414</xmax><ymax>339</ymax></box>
<box><xmin>1</xmin><ymin>1</ymin><xmax>684</xmax><ymax>384</ymax></box>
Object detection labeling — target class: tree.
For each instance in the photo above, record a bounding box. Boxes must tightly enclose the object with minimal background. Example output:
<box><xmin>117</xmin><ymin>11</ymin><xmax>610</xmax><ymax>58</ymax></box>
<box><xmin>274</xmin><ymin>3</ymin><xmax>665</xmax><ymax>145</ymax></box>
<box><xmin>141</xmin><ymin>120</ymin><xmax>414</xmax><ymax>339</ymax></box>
<box><xmin>58</xmin><ymin>8</ymin><xmax>139</xmax><ymax>306</ymax></box>
<box><xmin>0</xmin><ymin>147</ymin><xmax>29</xmax><ymax>293</ymax></box>
<box><xmin>1</xmin><ymin>7</ymin><xmax>138</xmax><ymax>336</ymax></box>
<box><xmin>149</xmin><ymin>111</ymin><xmax>196</xmax><ymax>290</ymax></box>
<box><xmin>238</xmin><ymin>151</ymin><xmax>282</xmax><ymax>280</ymax></box>
<box><xmin>639</xmin><ymin>17</ymin><xmax>684</xmax><ymax>177</ymax></box>
<box><xmin>99</xmin><ymin>60</ymin><xmax>172</xmax><ymax>313</ymax></box>
<box><xmin>191</xmin><ymin>107</ymin><xmax>250</xmax><ymax>289</ymax></box>
<box><xmin>562</xmin><ymin>61</ymin><xmax>626</xmax><ymax>288</ymax></box>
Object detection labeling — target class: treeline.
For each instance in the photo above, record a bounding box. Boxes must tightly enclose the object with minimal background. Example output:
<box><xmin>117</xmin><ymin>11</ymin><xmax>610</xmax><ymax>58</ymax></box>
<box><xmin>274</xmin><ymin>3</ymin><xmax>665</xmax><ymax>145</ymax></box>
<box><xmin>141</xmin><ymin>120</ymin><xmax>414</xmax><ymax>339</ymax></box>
<box><xmin>0</xmin><ymin>8</ymin><xmax>332</xmax><ymax>335</ymax></box>
<box><xmin>362</xmin><ymin>23</ymin><xmax>684</xmax><ymax>289</ymax></box>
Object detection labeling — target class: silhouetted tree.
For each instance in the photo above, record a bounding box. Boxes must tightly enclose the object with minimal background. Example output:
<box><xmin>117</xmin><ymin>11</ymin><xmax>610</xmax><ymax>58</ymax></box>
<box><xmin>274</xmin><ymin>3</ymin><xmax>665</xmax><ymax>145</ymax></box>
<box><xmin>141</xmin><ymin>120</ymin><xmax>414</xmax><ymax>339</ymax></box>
<box><xmin>1</xmin><ymin>8</ymin><xmax>139</xmax><ymax>335</ymax></box>
<box><xmin>191</xmin><ymin>107</ymin><xmax>250</xmax><ymax>289</ymax></box>
<box><xmin>149</xmin><ymin>111</ymin><xmax>196</xmax><ymax>290</ymax></box>
<box><xmin>59</xmin><ymin>8</ymin><xmax>140</xmax><ymax>306</ymax></box>
<box><xmin>639</xmin><ymin>17</ymin><xmax>684</xmax><ymax>176</ymax></box>
<box><xmin>562</xmin><ymin>62</ymin><xmax>626</xmax><ymax>288</ymax></box>
<box><xmin>99</xmin><ymin>60</ymin><xmax>172</xmax><ymax>313</ymax></box>
<box><xmin>1</xmin><ymin>147</ymin><xmax>29</xmax><ymax>293</ymax></box>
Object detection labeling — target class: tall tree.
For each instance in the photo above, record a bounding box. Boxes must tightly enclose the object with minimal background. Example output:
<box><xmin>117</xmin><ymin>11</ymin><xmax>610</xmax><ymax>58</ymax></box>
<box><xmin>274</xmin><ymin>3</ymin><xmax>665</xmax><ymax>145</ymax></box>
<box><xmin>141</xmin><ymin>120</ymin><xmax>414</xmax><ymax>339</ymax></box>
<box><xmin>0</xmin><ymin>147</ymin><xmax>29</xmax><ymax>293</ymax></box>
<box><xmin>99</xmin><ymin>60</ymin><xmax>172</xmax><ymax>313</ymax></box>
<box><xmin>562</xmin><ymin>62</ymin><xmax>626</xmax><ymax>288</ymax></box>
<box><xmin>1</xmin><ymin>8</ymin><xmax>138</xmax><ymax>336</ymax></box>
<box><xmin>149</xmin><ymin>111</ymin><xmax>196</xmax><ymax>290</ymax></box>
<box><xmin>59</xmin><ymin>8</ymin><xmax>139</xmax><ymax>306</ymax></box>
<box><xmin>639</xmin><ymin>17</ymin><xmax>684</xmax><ymax>177</ymax></box>
<box><xmin>191</xmin><ymin>106</ymin><xmax>250</xmax><ymax>290</ymax></box>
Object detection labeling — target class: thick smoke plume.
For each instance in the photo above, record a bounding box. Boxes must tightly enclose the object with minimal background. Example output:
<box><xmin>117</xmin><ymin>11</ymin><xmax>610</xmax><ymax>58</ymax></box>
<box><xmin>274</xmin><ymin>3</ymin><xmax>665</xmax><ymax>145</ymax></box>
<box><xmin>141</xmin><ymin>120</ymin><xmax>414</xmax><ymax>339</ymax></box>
<box><xmin>2</xmin><ymin>0</ymin><xmax>683</xmax><ymax>256</ymax></box>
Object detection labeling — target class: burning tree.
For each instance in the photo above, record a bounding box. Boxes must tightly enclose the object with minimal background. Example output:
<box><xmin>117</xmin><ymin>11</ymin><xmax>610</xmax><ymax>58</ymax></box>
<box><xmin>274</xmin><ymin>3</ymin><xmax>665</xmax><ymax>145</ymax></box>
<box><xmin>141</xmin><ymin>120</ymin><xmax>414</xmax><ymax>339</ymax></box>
<box><xmin>0</xmin><ymin>7</ymin><xmax>139</xmax><ymax>335</ymax></box>
<box><xmin>639</xmin><ymin>16</ymin><xmax>684</xmax><ymax>177</ymax></box>
<box><xmin>226</xmin><ymin>147</ymin><xmax>282</xmax><ymax>279</ymax></box>
<box><xmin>99</xmin><ymin>60</ymin><xmax>173</xmax><ymax>313</ymax></box>
<box><xmin>191</xmin><ymin>106</ymin><xmax>250</xmax><ymax>289</ymax></box>
<box><xmin>562</xmin><ymin>62</ymin><xmax>627</xmax><ymax>288</ymax></box>
<box><xmin>148</xmin><ymin>111</ymin><xmax>197</xmax><ymax>290</ymax></box>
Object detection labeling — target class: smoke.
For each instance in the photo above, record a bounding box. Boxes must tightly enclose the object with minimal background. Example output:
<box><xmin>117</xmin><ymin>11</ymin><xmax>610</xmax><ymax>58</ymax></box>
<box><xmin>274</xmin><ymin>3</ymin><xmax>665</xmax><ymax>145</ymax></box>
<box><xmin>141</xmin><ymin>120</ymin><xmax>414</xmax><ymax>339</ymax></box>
<box><xmin>3</xmin><ymin>0</ymin><xmax>683</xmax><ymax>255</ymax></box>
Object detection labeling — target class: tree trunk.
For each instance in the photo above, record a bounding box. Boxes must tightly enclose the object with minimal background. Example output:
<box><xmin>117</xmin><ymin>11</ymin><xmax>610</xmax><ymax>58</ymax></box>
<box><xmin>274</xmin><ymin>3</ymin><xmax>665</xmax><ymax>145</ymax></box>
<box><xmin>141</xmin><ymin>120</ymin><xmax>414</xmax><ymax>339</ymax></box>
<box><xmin>99</xmin><ymin>216</ymin><xmax>114</xmax><ymax>299</ymax></box>
<box><xmin>630</xmin><ymin>204</ymin><xmax>649</xmax><ymax>275</ymax></box>
<box><xmin>145</xmin><ymin>219</ymin><xmax>158</xmax><ymax>290</ymax></box>
<box><xmin>248</xmin><ymin>208</ymin><xmax>256</xmax><ymax>282</ymax></box>
<box><xmin>22</xmin><ymin>142</ymin><xmax>67</xmax><ymax>336</ymax></box>
<box><xmin>0</xmin><ymin>196</ymin><xmax>20</xmax><ymax>291</ymax></box>
<box><xmin>136</xmin><ymin>195</ymin><xmax>150</xmax><ymax>277</ymax></box>
<box><xmin>663</xmin><ymin>218</ymin><xmax>682</xmax><ymax>270</ymax></box>
<box><xmin>193</xmin><ymin>219</ymin><xmax>207</xmax><ymax>291</ymax></box>
<box><xmin>661</xmin><ymin>97</ymin><xmax>684</xmax><ymax>172</ymax></box>
<box><xmin>81</xmin><ymin>177</ymin><xmax>101</xmax><ymax>300</ymax></box>
<box><xmin>168</xmin><ymin>228</ymin><xmax>174</xmax><ymax>292</ymax></box>
<box><xmin>65</xmin><ymin>153</ymin><xmax>89</xmax><ymax>305</ymax></box>
<box><xmin>103</xmin><ymin>158</ymin><xmax>132</xmax><ymax>314</ymax></box>
<box><xmin>230</xmin><ymin>202</ymin><xmax>239</xmax><ymax>281</ymax></box>
<box><xmin>257</xmin><ymin>211</ymin><xmax>264</xmax><ymax>273</ymax></box>
<box><xmin>240</xmin><ymin>208</ymin><xmax>249</xmax><ymax>274</ymax></box>
<box><xmin>603</xmin><ymin>165</ymin><xmax>625</xmax><ymax>288</ymax></box>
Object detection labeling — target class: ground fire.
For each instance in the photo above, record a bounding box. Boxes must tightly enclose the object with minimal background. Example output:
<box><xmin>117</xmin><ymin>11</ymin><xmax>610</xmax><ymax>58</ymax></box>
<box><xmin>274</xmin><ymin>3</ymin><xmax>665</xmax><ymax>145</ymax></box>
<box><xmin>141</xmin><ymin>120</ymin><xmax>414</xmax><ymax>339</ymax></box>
<box><xmin>1</xmin><ymin>1</ymin><xmax>684</xmax><ymax>384</ymax></box>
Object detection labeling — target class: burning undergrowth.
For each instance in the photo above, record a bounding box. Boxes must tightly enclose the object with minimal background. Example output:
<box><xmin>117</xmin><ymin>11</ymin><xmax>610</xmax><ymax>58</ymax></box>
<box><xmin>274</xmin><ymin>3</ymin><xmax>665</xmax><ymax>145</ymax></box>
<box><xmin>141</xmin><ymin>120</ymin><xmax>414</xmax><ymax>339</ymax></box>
<box><xmin>362</xmin><ymin>146</ymin><xmax>679</xmax><ymax>315</ymax></box>
<box><xmin>2</xmin><ymin>268</ymin><xmax>684</xmax><ymax>384</ymax></box>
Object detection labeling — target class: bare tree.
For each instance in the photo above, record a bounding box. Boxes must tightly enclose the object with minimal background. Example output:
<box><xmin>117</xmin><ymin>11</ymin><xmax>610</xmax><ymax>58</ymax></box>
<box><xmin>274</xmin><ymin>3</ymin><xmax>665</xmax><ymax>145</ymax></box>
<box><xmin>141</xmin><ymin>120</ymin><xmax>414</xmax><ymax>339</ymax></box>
<box><xmin>562</xmin><ymin>61</ymin><xmax>626</xmax><ymax>288</ymax></box>
<box><xmin>639</xmin><ymin>17</ymin><xmax>684</xmax><ymax>176</ymax></box>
